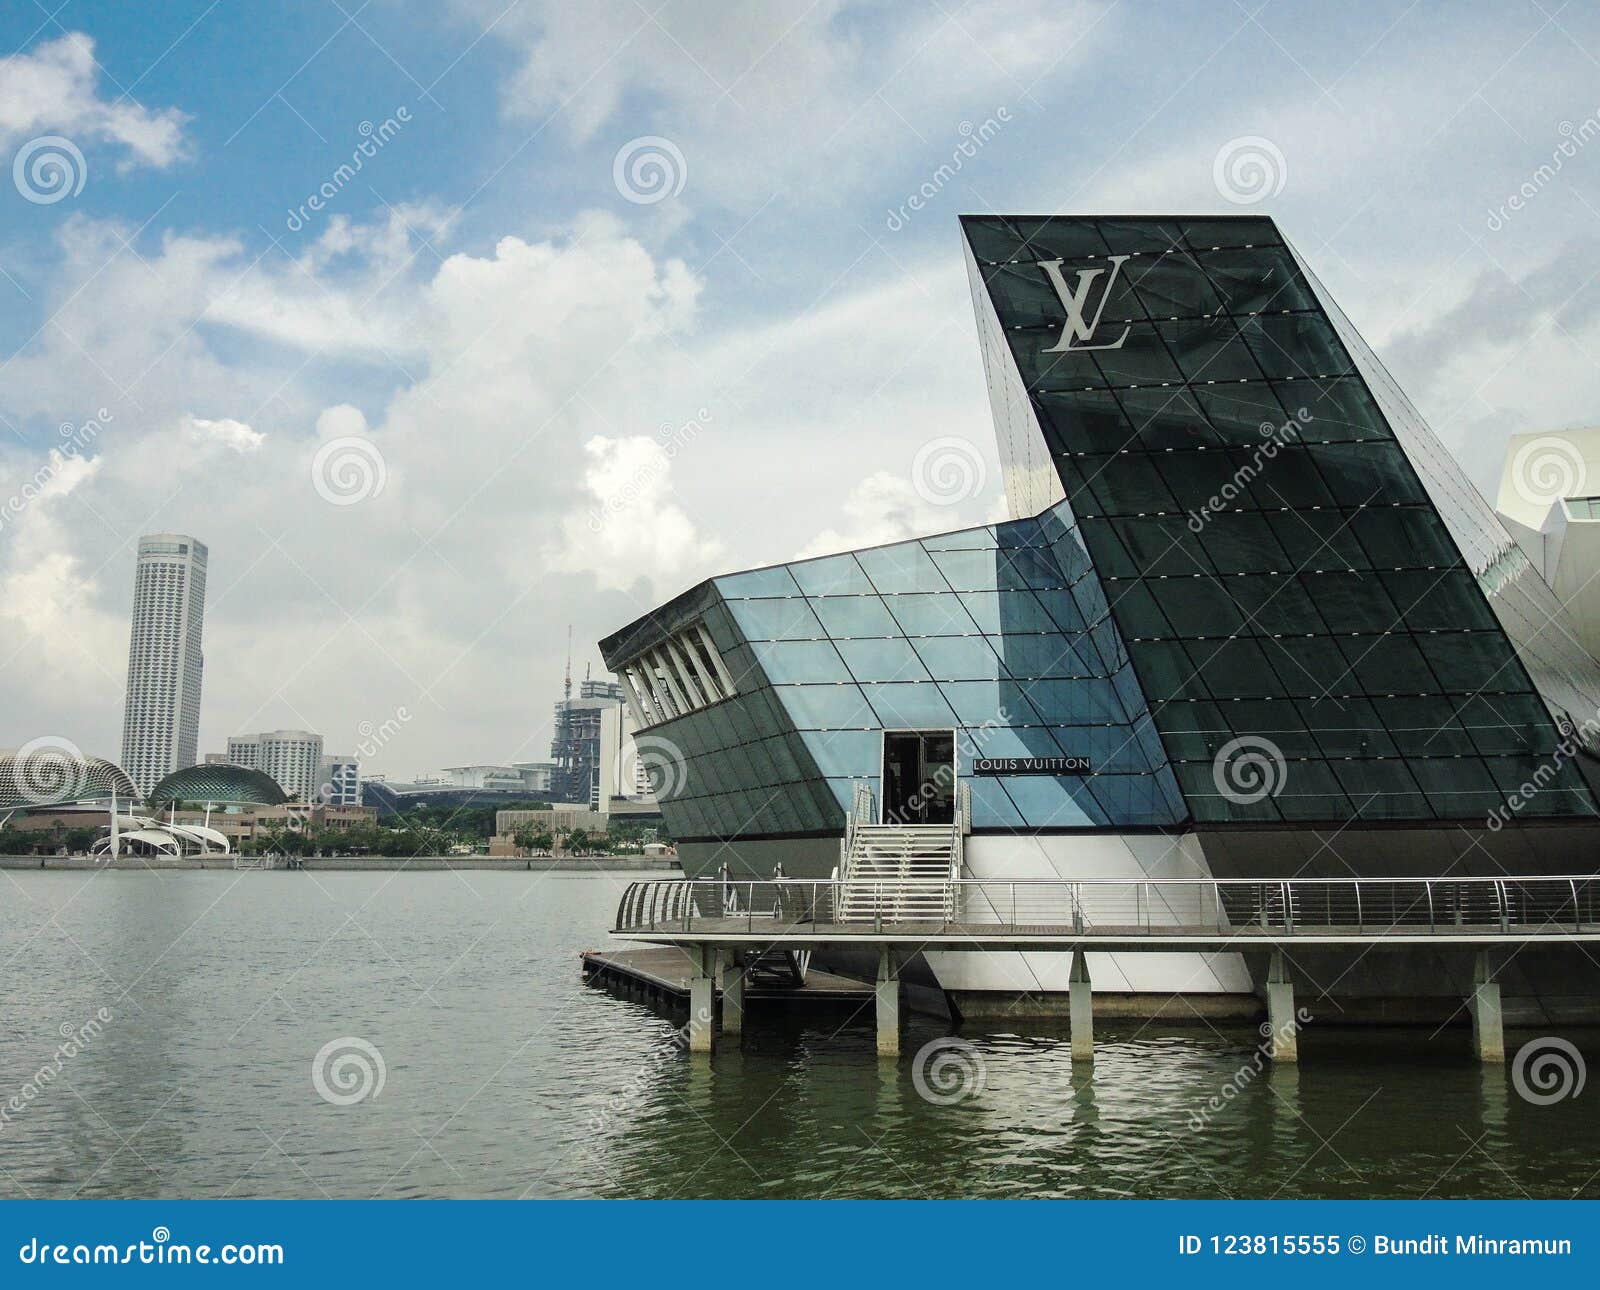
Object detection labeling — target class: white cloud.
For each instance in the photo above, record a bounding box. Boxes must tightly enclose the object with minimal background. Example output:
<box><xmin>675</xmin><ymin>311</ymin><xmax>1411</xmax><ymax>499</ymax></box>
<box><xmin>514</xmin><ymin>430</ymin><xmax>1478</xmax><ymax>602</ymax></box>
<box><xmin>0</xmin><ymin>32</ymin><xmax>188</xmax><ymax>169</ymax></box>
<box><xmin>555</xmin><ymin>434</ymin><xmax>727</xmax><ymax>596</ymax></box>
<box><xmin>182</xmin><ymin>414</ymin><xmax>264</xmax><ymax>454</ymax></box>
<box><xmin>464</xmin><ymin>0</ymin><xmax>1107</xmax><ymax>210</ymax></box>
<box><xmin>795</xmin><ymin>471</ymin><xmax>976</xmax><ymax>560</ymax></box>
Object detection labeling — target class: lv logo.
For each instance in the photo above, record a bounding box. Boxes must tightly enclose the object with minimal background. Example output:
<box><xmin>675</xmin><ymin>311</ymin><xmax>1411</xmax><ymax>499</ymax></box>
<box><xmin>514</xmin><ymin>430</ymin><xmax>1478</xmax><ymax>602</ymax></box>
<box><xmin>1038</xmin><ymin>255</ymin><xmax>1131</xmax><ymax>353</ymax></box>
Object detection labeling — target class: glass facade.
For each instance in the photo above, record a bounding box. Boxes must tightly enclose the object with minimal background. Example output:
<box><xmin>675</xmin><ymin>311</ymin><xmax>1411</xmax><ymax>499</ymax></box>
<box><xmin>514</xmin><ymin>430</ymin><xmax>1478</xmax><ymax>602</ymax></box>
<box><xmin>600</xmin><ymin>214</ymin><xmax>1600</xmax><ymax>841</ymax></box>
<box><xmin>961</xmin><ymin>214</ymin><xmax>1598</xmax><ymax>824</ymax></box>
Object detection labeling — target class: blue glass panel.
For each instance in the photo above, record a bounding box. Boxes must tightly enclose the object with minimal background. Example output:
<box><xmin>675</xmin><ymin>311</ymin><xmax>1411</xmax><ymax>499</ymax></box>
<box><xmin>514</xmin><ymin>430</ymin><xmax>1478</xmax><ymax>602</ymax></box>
<box><xmin>749</xmin><ymin>639</ymin><xmax>851</xmax><ymax>684</ymax></box>
<box><xmin>855</xmin><ymin>542</ymin><xmax>950</xmax><ymax>594</ymax></box>
<box><xmin>964</xmin><ymin>776</ymin><xmax>1026</xmax><ymax>828</ymax></box>
<box><xmin>1003</xmin><ymin>776</ymin><xmax>1097</xmax><ymax>827</ymax></box>
<box><xmin>860</xmin><ymin>681</ymin><xmax>959</xmax><ymax>728</ymax></box>
<box><xmin>808</xmin><ymin>595</ymin><xmax>900</xmax><ymax>638</ymax></box>
<box><xmin>836</xmin><ymin>637</ymin><xmax>931</xmax><ymax>683</ymax></box>
<box><xmin>769</xmin><ymin>684</ymin><xmax>876</xmax><ymax>729</ymax></box>
<box><xmin>959</xmin><ymin>589</ymin><xmax>1059</xmax><ymax>634</ymax></box>
<box><xmin>789</xmin><ymin>553</ymin><xmax>875</xmax><ymax>596</ymax></box>
<box><xmin>716</xmin><ymin>566</ymin><xmax>803</xmax><ymax>598</ymax></box>
<box><xmin>929</xmin><ymin>548</ymin><xmax>1002</xmax><ymax>592</ymax></box>
<box><xmin>939</xmin><ymin>679</ymin><xmax>1042</xmax><ymax>726</ymax></box>
<box><xmin>800</xmin><ymin>730</ymin><xmax>881</xmax><ymax>778</ymax></box>
<box><xmin>1024</xmin><ymin>678</ymin><xmax>1126</xmax><ymax>724</ymax></box>
<box><xmin>884</xmin><ymin>593</ymin><xmax>980</xmax><ymax>636</ymax></box>
<box><xmin>726</xmin><ymin>597</ymin><xmax>825</xmax><ymax>641</ymax></box>
<box><xmin>914</xmin><ymin>634</ymin><xmax>1007</xmax><ymax>681</ymax></box>
<box><xmin>989</xmin><ymin>634</ymin><xmax>1091</xmax><ymax>678</ymax></box>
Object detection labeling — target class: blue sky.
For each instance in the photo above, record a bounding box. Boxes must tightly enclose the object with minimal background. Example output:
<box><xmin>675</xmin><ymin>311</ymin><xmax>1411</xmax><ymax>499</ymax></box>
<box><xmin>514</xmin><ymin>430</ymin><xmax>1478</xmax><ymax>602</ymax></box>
<box><xmin>3</xmin><ymin>0</ymin><xmax>1600</xmax><ymax>775</ymax></box>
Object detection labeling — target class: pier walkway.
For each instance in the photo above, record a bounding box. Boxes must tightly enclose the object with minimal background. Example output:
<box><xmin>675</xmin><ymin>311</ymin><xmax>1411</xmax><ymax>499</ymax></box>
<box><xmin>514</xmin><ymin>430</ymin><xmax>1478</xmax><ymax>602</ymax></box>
<box><xmin>607</xmin><ymin>875</ymin><xmax>1600</xmax><ymax>1063</ymax></box>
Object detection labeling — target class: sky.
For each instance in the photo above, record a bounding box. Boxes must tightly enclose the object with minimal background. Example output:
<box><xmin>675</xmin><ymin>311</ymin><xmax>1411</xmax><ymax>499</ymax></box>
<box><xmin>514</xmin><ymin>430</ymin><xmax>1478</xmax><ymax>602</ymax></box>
<box><xmin>2</xmin><ymin>0</ymin><xmax>1599</xmax><ymax>779</ymax></box>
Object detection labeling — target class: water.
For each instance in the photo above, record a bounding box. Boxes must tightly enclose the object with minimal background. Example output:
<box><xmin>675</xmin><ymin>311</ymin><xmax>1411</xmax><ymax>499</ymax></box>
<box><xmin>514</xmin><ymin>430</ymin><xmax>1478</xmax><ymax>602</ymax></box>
<box><xmin>0</xmin><ymin>869</ymin><xmax>1594</xmax><ymax>1199</ymax></box>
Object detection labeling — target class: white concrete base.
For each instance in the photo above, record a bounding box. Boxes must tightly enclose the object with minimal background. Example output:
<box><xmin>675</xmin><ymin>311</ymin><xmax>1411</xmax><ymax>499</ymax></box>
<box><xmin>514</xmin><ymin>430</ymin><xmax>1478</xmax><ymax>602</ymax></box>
<box><xmin>688</xmin><ymin>945</ymin><xmax>715</xmax><ymax>1053</ymax></box>
<box><xmin>1471</xmin><ymin>952</ymin><xmax>1504</xmax><ymax>1063</ymax></box>
<box><xmin>876</xmin><ymin>949</ymin><xmax>900</xmax><ymax>1058</ymax></box>
<box><xmin>923</xmin><ymin>831</ymin><xmax>1252</xmax><ymax>1000</ymax></box>
<box><xmin>1069</xmin><ymin>952</ymin><xmax>1093</xmax><ymax>1061</ymax></box>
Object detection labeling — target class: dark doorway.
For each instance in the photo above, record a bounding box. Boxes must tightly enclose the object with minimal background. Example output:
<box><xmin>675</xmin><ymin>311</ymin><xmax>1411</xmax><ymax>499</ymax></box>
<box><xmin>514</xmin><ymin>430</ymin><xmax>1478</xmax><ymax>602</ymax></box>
<box><xmin>881</xmin><ymin>730</ymin><xmax>956</xmax><ymax>825</ymax></box>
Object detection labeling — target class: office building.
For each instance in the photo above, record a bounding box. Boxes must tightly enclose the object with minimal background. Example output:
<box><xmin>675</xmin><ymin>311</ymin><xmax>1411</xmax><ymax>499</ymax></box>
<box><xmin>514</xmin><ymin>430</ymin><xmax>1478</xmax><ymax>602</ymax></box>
<box><xmin>120</xmin><ymin>534</ymin><xmax>208</xmax><ymax>794</ymax></box>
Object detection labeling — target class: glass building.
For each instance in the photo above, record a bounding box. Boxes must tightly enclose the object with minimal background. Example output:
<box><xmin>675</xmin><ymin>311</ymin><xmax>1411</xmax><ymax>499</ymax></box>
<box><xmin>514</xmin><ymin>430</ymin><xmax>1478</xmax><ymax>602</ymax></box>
<box><xmin>600</xmin><ymin>215</ymin><xmax>1600</xmax><ymax>1007</ymax></box>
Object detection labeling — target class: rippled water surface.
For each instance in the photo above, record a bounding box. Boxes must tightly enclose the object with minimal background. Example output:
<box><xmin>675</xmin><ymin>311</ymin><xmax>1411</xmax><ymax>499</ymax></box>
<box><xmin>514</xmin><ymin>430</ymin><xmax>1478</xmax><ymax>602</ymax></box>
<box><xmin>0</xmin><ymin>870</ymin><xmax>1595</xmax><ymax>1199</ymax></box>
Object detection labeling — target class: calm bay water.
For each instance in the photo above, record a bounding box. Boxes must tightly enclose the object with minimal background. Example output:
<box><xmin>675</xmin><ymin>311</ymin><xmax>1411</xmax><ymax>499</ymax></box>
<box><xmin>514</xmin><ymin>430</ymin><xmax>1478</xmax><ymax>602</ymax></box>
<box><xmin>0</xmin><ymin>869</ymin><xmax>1595</xmax><ymax>1199</ymax></box>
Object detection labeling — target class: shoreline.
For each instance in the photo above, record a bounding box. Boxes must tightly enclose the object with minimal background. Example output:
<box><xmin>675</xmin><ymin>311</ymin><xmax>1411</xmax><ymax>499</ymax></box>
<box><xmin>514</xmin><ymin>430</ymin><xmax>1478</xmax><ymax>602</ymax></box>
<box><xmin>0</xmin><ymin>854</ymin><xmax>683</xmax><ymax>873</ymax></box>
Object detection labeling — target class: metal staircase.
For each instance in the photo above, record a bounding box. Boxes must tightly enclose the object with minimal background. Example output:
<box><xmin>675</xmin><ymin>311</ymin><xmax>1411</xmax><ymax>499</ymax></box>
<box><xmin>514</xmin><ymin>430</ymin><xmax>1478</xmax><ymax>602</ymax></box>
<box><xmin>835</xmin><ymin>781</ymin><xmax>968</xmax><ymax>924</ymax></box>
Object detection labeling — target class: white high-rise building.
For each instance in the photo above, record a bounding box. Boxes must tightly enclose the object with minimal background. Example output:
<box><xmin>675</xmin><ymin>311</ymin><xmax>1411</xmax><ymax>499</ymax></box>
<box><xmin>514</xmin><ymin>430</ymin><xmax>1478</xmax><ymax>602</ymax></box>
<box><xmin>227</xmin><ymin>730</ymin><xmax>325</xmax><ymax>801</ymax></box>
<box><xmin>120</xmin><ymin>534</ymin><xmax>208</xmax><ymax>795</ymax></box>
<box><xmin>318</xmin><ymin>754</ymin><xmax>361</xmax><ymax>806</ymax></box>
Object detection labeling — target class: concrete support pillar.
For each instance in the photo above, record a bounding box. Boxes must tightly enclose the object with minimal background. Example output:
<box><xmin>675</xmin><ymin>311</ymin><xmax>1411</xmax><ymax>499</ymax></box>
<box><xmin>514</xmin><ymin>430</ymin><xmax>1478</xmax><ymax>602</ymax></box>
<box><xmin>1265</xmin><ymin>950</ymin><xmax>1297</xmax><ymax>1064</ymax></box>
<box><xmin>1069</xmin><ymin>951</ymin><xmax>1093</xmax><ymax>1062</ymax></box>
<box><xmin>721</xmin><ymin>950</ymin><xmax>744</xmax><ymax>1037</ymax></box>
<box><xmin>876</xmin><ymin>948</ymin><xmax>900</xmax><ymax>1058</ymax></box>
<box><xmin>687</xmin><ymin>944</ymin><xmax>715</xmax><ymax>1054</ymax></box>
<box><xmin>1470</xmin><ymin>950</ymin><xmax>1504</xmax><ymax>1063</ymax></box>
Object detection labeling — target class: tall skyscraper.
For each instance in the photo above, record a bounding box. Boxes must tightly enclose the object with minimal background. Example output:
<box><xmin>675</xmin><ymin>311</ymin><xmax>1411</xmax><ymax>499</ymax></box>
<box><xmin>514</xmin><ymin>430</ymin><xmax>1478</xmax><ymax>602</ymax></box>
<box><xmin>120</xmin><ymin>534</ymin><xmax>208</xmax><ymax>795</ymax></box>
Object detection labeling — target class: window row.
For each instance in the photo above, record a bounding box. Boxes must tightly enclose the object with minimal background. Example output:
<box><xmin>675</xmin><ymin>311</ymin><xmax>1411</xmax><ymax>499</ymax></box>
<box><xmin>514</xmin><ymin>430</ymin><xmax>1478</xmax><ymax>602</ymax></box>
<box><xmin>1010</xmin><ymin>313</ymin><xmax>1353</xmax><ymax>392</ymax></box>
<box><xmin>618</xmin><ymin>623</ymin><xmax>736</xmax><ymax>726</ymax></box>
<box><xmin>962</xmin><ymin>215</ymin><xmax>1282</xmax><ymax>266</ymax></box>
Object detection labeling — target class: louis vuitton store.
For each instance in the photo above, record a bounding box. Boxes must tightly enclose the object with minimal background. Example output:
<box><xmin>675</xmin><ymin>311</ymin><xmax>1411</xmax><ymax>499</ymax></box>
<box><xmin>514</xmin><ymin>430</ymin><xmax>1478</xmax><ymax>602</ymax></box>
<box><xmin>600</xmin><ymin>214</ymin><xmax>1600</xmax><ymax>1015</ymax></box>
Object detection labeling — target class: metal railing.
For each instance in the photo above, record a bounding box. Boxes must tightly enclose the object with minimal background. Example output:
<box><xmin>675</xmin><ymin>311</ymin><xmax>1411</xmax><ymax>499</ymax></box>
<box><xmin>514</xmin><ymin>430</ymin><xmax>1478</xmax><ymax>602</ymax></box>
<box><xmin>613</xmin><ymin>875</ymin><xmax>1600</xmax><ymax>940</ymax></box>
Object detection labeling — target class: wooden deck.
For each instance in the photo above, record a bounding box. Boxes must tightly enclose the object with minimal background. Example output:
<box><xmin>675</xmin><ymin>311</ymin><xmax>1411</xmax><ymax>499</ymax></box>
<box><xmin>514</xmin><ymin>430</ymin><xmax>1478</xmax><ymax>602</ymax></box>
<box><xmin>581</xmin><ymin>946</ymin><xmax>872</xmax><ymax>1005</ymax></box>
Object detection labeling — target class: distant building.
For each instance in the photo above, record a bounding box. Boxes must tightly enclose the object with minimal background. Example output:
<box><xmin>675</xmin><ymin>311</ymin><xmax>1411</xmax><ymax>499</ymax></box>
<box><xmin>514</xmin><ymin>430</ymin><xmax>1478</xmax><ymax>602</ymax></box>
<box><xmin>318</xmin><ymin>754</ymin><xmax>361</xmax><ymax>806</ymax></box>
<box><xmin>1495</xmin><ymin>426</ymin><xmax>1600</xmax><ymax>664</ymax></box>
<box><xmin>120</xmin><ymin>534</ymin><xmax>208</xmax><ymax>794</ymax></box>
<box><xmin>512</xmin><ymin>761</ymin><xmax>557</xmax><ymax>794</ymax></box>
<box><xmin>438</xmin><ymin>764</ymin><xmax>534</xmax><ymax>792</ymax></box>
<box><xmin>552</xmin><ymin>677</ymin><xmax>657</xmax><ymax>809</ymax></box>
<box><xmin>226</xmin><ymin>730</ymin><xmax>325</xmax><ymax>801</ymax></box>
